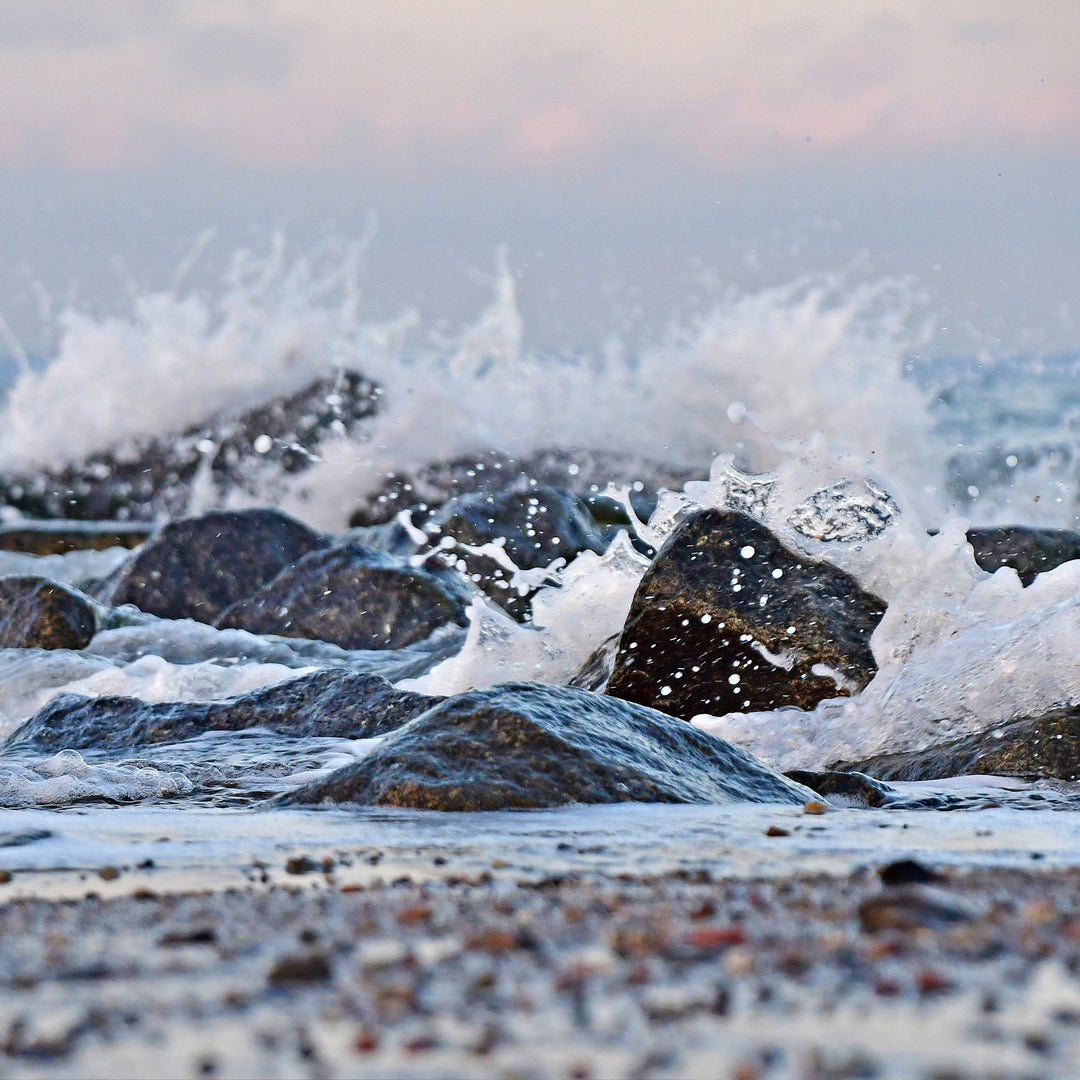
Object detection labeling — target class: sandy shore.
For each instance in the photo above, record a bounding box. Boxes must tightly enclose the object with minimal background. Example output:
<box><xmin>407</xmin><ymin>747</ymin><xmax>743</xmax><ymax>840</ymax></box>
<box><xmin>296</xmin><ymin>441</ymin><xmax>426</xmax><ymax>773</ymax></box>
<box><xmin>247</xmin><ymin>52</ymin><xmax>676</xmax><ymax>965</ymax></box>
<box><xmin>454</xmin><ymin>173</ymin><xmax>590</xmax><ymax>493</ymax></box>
<box><xmin>3</xmin><ymin>860</ymin><xmax>1080</xmax><ymax>1079</ymax></box>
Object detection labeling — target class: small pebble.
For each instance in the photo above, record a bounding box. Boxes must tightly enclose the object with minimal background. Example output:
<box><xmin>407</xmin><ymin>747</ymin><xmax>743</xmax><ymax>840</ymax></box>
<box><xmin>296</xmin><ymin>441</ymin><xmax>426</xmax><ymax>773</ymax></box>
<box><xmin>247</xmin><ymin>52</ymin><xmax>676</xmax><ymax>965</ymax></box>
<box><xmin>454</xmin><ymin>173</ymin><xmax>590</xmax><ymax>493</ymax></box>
<box><xmin>683</xmin><ymin>926</ymin><xmax>747</xmax><ymax>951</ymax></box>
<box><xmin>267</xmin><ymin>951</ymin><xmax>332</xmax><ymax>986</ymax></box>
<box><xmin>766</xmin><ymin>825</ymin><xmax>790</xmax><ymax>837</ymax></box>
<box><xmin>917</xmin><ymin>968</ymin><xmax>952</xmax><ymax>995</ymax></box>
<box><xmin>354</xmin><ymin>1028</ymin><xmax>379</xmax><ymax>1053</ymax></box>
<box><xmin>878</xmin><ymin>858</ymin><xmax>940</xmax><ymax>886</ymax></box>
<box><xmin>396</xmin><ymin>904</ymin><xmax>432</xmax><ymax>925</ymax></box>
<box><xmin>99</xmin><ymin>866</ymin><xmax>121</xmax><ymax>881</ymax></box>
<box><xmin>803</xmin><ymin>801</ymin><xmax>827</xmax><ymax>815</ymax></box>
<box><xmin>404</xmin><ymin>1033</ymin><xmax>439</xmax><ymax>1054</ymax></box>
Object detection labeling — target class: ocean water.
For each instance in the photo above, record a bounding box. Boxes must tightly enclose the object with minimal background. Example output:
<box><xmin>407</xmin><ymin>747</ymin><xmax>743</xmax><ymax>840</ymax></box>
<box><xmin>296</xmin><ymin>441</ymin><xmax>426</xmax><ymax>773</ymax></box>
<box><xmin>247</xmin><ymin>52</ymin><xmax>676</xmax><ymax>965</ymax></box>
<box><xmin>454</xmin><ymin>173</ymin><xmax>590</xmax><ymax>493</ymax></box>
<box><xmin>1</xmin><ymin>240</ymin><xmax>1079</xmax><ymax>881</ymax></box>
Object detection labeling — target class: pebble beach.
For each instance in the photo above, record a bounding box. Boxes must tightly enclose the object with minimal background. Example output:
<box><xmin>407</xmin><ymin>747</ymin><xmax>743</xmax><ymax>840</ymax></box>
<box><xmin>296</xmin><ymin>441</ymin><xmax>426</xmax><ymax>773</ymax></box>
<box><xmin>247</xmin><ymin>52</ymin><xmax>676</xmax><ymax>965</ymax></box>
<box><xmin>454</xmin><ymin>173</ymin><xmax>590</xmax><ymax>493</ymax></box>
<box><xmin>4</xmin><ymin>860</ymin><xmax>1080</xmax><ymax>1080</ymax></box>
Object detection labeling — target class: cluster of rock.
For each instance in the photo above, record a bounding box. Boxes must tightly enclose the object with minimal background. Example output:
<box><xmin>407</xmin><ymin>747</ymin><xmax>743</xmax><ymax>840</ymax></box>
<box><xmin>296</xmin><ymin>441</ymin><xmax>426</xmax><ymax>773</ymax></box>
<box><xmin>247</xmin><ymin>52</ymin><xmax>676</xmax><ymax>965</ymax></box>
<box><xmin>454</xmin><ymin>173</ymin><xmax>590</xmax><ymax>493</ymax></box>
<box><xmin>3</xmin><ymin>371</ymin><xmax>1080</xmax><ymax>806</ymax></box>
<box><xmin>0</xmin><ymin>370</ymin><xmax>380</xmax><ymax>522</ymax></box>
<box><xmin>9</xmin><ymin>676</ymin><xmax>814</xmax><ymax>809</ymax></box>
<box><xmin>346</xmin><ymin>446</ymin><xmax>695</xmax><ymax>537</ymax></box>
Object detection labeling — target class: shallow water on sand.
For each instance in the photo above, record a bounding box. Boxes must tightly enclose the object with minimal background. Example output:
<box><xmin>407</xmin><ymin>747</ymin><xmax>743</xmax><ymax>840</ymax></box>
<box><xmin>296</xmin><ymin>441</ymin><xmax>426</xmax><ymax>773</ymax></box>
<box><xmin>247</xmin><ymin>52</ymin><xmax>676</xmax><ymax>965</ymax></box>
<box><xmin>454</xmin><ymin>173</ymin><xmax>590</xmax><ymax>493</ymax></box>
<box><xmin>2</xmin><ymin>786</ymin><xmax>1077</xmax><ymax>903</ymax></box>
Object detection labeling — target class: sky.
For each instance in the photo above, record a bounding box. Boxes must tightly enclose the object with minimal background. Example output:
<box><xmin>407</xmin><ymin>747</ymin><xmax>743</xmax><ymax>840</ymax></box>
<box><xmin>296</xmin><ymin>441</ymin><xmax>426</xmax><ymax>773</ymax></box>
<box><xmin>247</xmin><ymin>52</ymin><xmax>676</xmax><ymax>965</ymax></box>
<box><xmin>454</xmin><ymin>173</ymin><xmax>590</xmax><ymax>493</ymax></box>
<box><xmin>1</xmin><ymin>0</ymin><xmax>1078</xmax><ymax>353</ymax></box>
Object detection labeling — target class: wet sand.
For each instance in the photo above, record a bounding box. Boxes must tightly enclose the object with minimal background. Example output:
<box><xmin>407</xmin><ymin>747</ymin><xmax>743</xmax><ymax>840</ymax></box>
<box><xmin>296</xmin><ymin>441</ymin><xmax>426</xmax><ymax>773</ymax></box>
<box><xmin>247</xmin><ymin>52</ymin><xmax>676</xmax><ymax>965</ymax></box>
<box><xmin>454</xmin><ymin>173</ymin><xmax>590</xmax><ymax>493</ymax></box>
<box><xmin>3</xmin><ymin>859</ymin><xmax>1080</xmax><ymax>1079</ymax></box>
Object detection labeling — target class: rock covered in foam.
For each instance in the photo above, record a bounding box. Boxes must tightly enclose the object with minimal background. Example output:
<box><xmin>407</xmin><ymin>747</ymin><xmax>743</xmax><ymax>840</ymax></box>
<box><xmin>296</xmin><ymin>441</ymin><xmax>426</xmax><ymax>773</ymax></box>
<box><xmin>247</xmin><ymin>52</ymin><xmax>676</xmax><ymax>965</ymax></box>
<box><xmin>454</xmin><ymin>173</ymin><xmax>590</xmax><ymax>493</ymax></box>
<box><xmin>966</xmin><ymin>526</ymin><xmax>1080</xmax><ymax>587</ymax></box>
<box><xmin>7</xmin><ymin>669</ymin><xmax>440</xmax><ymax>750</ymax></box>
<box><xmin>215</xmin><ymin>540</ymin><xmax>476</xmax><ymax>650</ymax></box>
<box><xmin>281</xmin><ymin>682</ymin><xmax>813</xmax><ymax>810</ymax></box>
<box><xmin>0</xmin><ymin>370</ymin><xmax>380</xmax><ymax>522</ymax></box>
<box><xmin>420</xmin><ymin>485</ymin><xmax>607</xmax><ymax>619</ymax></box>
<box><xmin>97</xmin><ymin>509</ymin><xmax>326</xmax><ymax>623</ymax></box>
<box><xmin>837</xmin><ymin>705</ymin><xmax>1080</xmax><ymax>783</ymax></box>
<box><xmin>606</xmin><ymin>509</ymin><xmax>887</xmax><ymax>720</ymax></box>
<box><xmin>0</xmin><ymin>576</ymin><xmax>100</xmax><ymax>650</ymax></box>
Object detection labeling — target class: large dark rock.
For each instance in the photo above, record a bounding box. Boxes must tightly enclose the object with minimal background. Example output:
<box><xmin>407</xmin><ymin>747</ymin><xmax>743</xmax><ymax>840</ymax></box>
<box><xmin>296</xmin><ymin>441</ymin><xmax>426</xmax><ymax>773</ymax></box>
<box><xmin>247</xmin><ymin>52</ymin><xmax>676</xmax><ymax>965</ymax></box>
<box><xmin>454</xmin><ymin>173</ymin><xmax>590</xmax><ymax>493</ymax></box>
<box><xmin>967</xmin><ymin>526</ymin><xmax>1080</xmax><ymax>586</ymax></box>
<box><xmin>837</xmin><ymin>705</ymin><xmax>1080</xmax><ymax>782</ymax></box>
<box><xmin>606</xmin><ymin>509</ymin><xmax>887</xmax><ymax>720</ymax></box>
<box><xmin>0</xmin><ymin>576</ymin><xmax>100</xmax><ymax>651</ymax></box>
<box><xmin>0</xmin><ymin>370</ymin><xmax>379</xmax><ymax>522</ymax></box>
<box><xmin>6</xmin><ymin>669</ymin><xmax>440</xmax><ymax>750</ymax></box>
<box><xmin>280</xmin><ymin>681</ymin><xmax>814</xmax><ymax>810</ymax></box>
<box><xmin>97</xmin><ymin>509</ymin><xmax>326</xmax><ymax>623</ymax></box>
<box><xmin>215</xmin><ymin>540</ymin><xmax>475</xmax><ymax>650</ymax></box>
<box><xmin>420</xmin><ymin>484</ymin><xmax>607</xmax><ymax>618</ymax></box>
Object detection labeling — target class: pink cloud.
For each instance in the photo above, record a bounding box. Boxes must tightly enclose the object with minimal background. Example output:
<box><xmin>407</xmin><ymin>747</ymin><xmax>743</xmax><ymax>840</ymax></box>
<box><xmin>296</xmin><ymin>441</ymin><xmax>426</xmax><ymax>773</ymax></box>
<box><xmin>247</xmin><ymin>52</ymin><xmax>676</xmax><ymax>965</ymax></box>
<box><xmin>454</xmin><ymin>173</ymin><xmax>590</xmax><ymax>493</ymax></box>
<box><xmin>506</xmin><ymin>105</ymin><xmax>588</xmax><ymax>162</ymax></box>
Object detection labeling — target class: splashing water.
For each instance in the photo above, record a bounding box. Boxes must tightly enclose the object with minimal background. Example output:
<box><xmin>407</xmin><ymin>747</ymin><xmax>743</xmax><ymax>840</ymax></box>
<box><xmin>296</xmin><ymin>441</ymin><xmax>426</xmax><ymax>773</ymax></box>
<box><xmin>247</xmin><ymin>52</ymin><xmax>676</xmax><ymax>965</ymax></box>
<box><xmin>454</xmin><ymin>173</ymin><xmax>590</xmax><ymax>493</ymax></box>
<box><xmin>0</xmin><ymin>237</ymin><xmax>1078</xmax><ymax>789</ymax></box>
<box><xmin>0</xmin><ymin>238</ymin><xmax>956</xmax><ymax>532</ymax></box>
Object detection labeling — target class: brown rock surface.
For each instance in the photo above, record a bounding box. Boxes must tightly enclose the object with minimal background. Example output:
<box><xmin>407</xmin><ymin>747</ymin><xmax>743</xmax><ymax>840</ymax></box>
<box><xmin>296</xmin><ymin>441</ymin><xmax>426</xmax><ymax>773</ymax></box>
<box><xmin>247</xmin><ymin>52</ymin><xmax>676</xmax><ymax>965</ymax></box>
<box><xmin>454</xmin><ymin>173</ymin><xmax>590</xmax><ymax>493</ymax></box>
<box><xmin>607</xmin><ymin>509</ymin><xmax>887</xmax><ymax>719</ymax></box>
<box><xmin>0</xmin><ymin>576</ymin><xmax>99</xmax><ymax>650</ymax></box>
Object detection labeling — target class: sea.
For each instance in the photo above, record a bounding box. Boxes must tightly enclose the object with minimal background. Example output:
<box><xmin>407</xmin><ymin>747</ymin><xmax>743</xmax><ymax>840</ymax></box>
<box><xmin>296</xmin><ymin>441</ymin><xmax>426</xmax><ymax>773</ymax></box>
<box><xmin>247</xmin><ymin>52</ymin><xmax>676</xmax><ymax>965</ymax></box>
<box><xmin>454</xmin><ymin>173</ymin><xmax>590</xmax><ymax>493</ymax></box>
<box><xmin>2</xmin><ymin>239</ymin><xmax>1080</xmax><ymax>891</ymax></box>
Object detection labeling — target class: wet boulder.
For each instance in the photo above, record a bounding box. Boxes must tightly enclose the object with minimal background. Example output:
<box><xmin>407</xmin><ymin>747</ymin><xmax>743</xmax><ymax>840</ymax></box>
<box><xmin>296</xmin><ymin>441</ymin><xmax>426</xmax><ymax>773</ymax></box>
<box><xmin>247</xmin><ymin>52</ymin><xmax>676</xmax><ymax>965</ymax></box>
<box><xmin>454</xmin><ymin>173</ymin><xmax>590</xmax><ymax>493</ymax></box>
<box><xmin>0</xmin><ymin>370</ymin><xmax>380</xmax><ymax>522</ymax></box>
<box><xmin>606</xmin><ymin>509</ymin><xmax>887</xmax><ymax>720</ymax></box>
<box><xmin>837</xmin><ymin>705</ymin><xmax>1080</xmax><ymax>783</ymax></box>
<box><xmin>348</xmin><ymin>447</ymin><xmax>697</xmax><ymax>533</ymax></box>
<box><xmin>7</xmin><ymin>669</ymin><xmax>440</xmax><ymax>750</ymax></box>
<box><xmin>215</xmin><ymin>540</ymin><xmax>475</xmax><ymax>650</ymax></box>
<box><xmin>420</xmin><ymin>484</ymin><xmax>607</xmax><ymax>618</ymax></box>
<box><xmin>97</xmin><ymin>509</ymin><xmax>326</xmax><ymax>623</ymax></box>
<box><xmin>967</xmin><ymin>526</ymin><xmax>1080</xmax><ymax>586</ymax></box>
<box><xmin>0</xmin><ymin>576</ymin><xmax>100</xmax><ymax>651</ymax></box>
<box><xmin>281</xmin><ymin>681</ymin><xmax>814</xmax><ymax>810</ymax></box>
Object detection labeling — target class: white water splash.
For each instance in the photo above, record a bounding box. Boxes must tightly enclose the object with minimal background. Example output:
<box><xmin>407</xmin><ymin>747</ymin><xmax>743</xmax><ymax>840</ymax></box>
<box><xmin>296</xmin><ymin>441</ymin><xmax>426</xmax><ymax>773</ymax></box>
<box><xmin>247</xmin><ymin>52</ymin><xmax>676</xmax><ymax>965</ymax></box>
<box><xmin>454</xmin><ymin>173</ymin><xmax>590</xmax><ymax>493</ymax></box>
<box><xmin>0</xmin><ymin>234</ymin><xmax>415</xmax><ymax>472</ymax></box>
<box><xmin>0</xmin><ymin>238</ymin><xmax>949</xmax><ymax>531</ymax></box>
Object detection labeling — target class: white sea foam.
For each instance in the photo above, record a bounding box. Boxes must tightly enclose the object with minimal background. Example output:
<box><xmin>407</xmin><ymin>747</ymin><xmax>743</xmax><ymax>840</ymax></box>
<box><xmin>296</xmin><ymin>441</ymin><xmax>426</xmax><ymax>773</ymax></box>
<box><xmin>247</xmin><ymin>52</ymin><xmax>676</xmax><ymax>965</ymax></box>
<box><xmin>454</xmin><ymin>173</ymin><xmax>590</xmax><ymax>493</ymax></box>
<box><xmin>0</xmin><ymin>546</ymin><xmax>131</xmax><ymax>586</ymax></box>
<box><xmin>405</xmin><ymin>531</ymin><xmax>649</xmax><ymax>696</ymax></box>
<box><xmin>0</xmin><ymin>749</ymin><xmax>193</xmax><ymax>808</ymax></box>
<box><xmin>0</xmin><ymin>238</ymin><xmax>955</xmax><ymax>531</ymax></box>
<box><xmin>0</xmin><ymin>647</ymin><xmax>299</xmax><ymax>741</ymax></box>
<box><xmin>57</xmin><ymin>654</ymin><xmax>299</xmax><ymax>706</ymax></box>
<box><xmin>0</xmin><ymin>235</ymin><xmax>415</xmax><ymax>473</ymax></box>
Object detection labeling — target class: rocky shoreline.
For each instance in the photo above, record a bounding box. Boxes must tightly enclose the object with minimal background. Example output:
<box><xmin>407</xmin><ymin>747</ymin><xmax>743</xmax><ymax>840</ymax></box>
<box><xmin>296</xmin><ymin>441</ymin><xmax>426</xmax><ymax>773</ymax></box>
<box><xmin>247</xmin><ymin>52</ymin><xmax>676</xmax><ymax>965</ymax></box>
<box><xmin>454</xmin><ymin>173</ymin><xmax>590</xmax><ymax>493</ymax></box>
<box><xmin>4</xmin><ymin>374</ymin><xmax>1080</xmax><ymax>1078</ymax></box>
<box><xmin>8</xmin><ymin>489</ymin><xmax>1080</xmax><ymax>809</ymax></box>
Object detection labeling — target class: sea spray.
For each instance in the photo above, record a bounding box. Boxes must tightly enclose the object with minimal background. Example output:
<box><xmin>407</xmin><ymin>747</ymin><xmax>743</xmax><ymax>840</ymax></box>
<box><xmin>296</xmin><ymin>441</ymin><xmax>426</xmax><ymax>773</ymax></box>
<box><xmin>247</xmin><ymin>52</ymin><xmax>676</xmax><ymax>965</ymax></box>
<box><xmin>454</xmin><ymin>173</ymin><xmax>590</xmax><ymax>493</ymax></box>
<box><xmin>0</xmin><ymin>239</ymin><xmax>952</xmax><ymax>530</ymax></box>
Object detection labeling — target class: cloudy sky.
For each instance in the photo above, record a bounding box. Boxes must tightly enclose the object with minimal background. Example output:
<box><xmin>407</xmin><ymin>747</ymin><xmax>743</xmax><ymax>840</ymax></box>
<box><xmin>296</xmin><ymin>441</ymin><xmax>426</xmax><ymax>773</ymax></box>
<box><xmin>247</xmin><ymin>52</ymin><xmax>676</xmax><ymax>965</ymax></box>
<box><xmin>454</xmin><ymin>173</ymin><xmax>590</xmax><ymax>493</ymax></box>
<box><xmin>1</xmin><ymin>0</ymin><xmax>1078</xmax><ymax>352</ymax></box>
